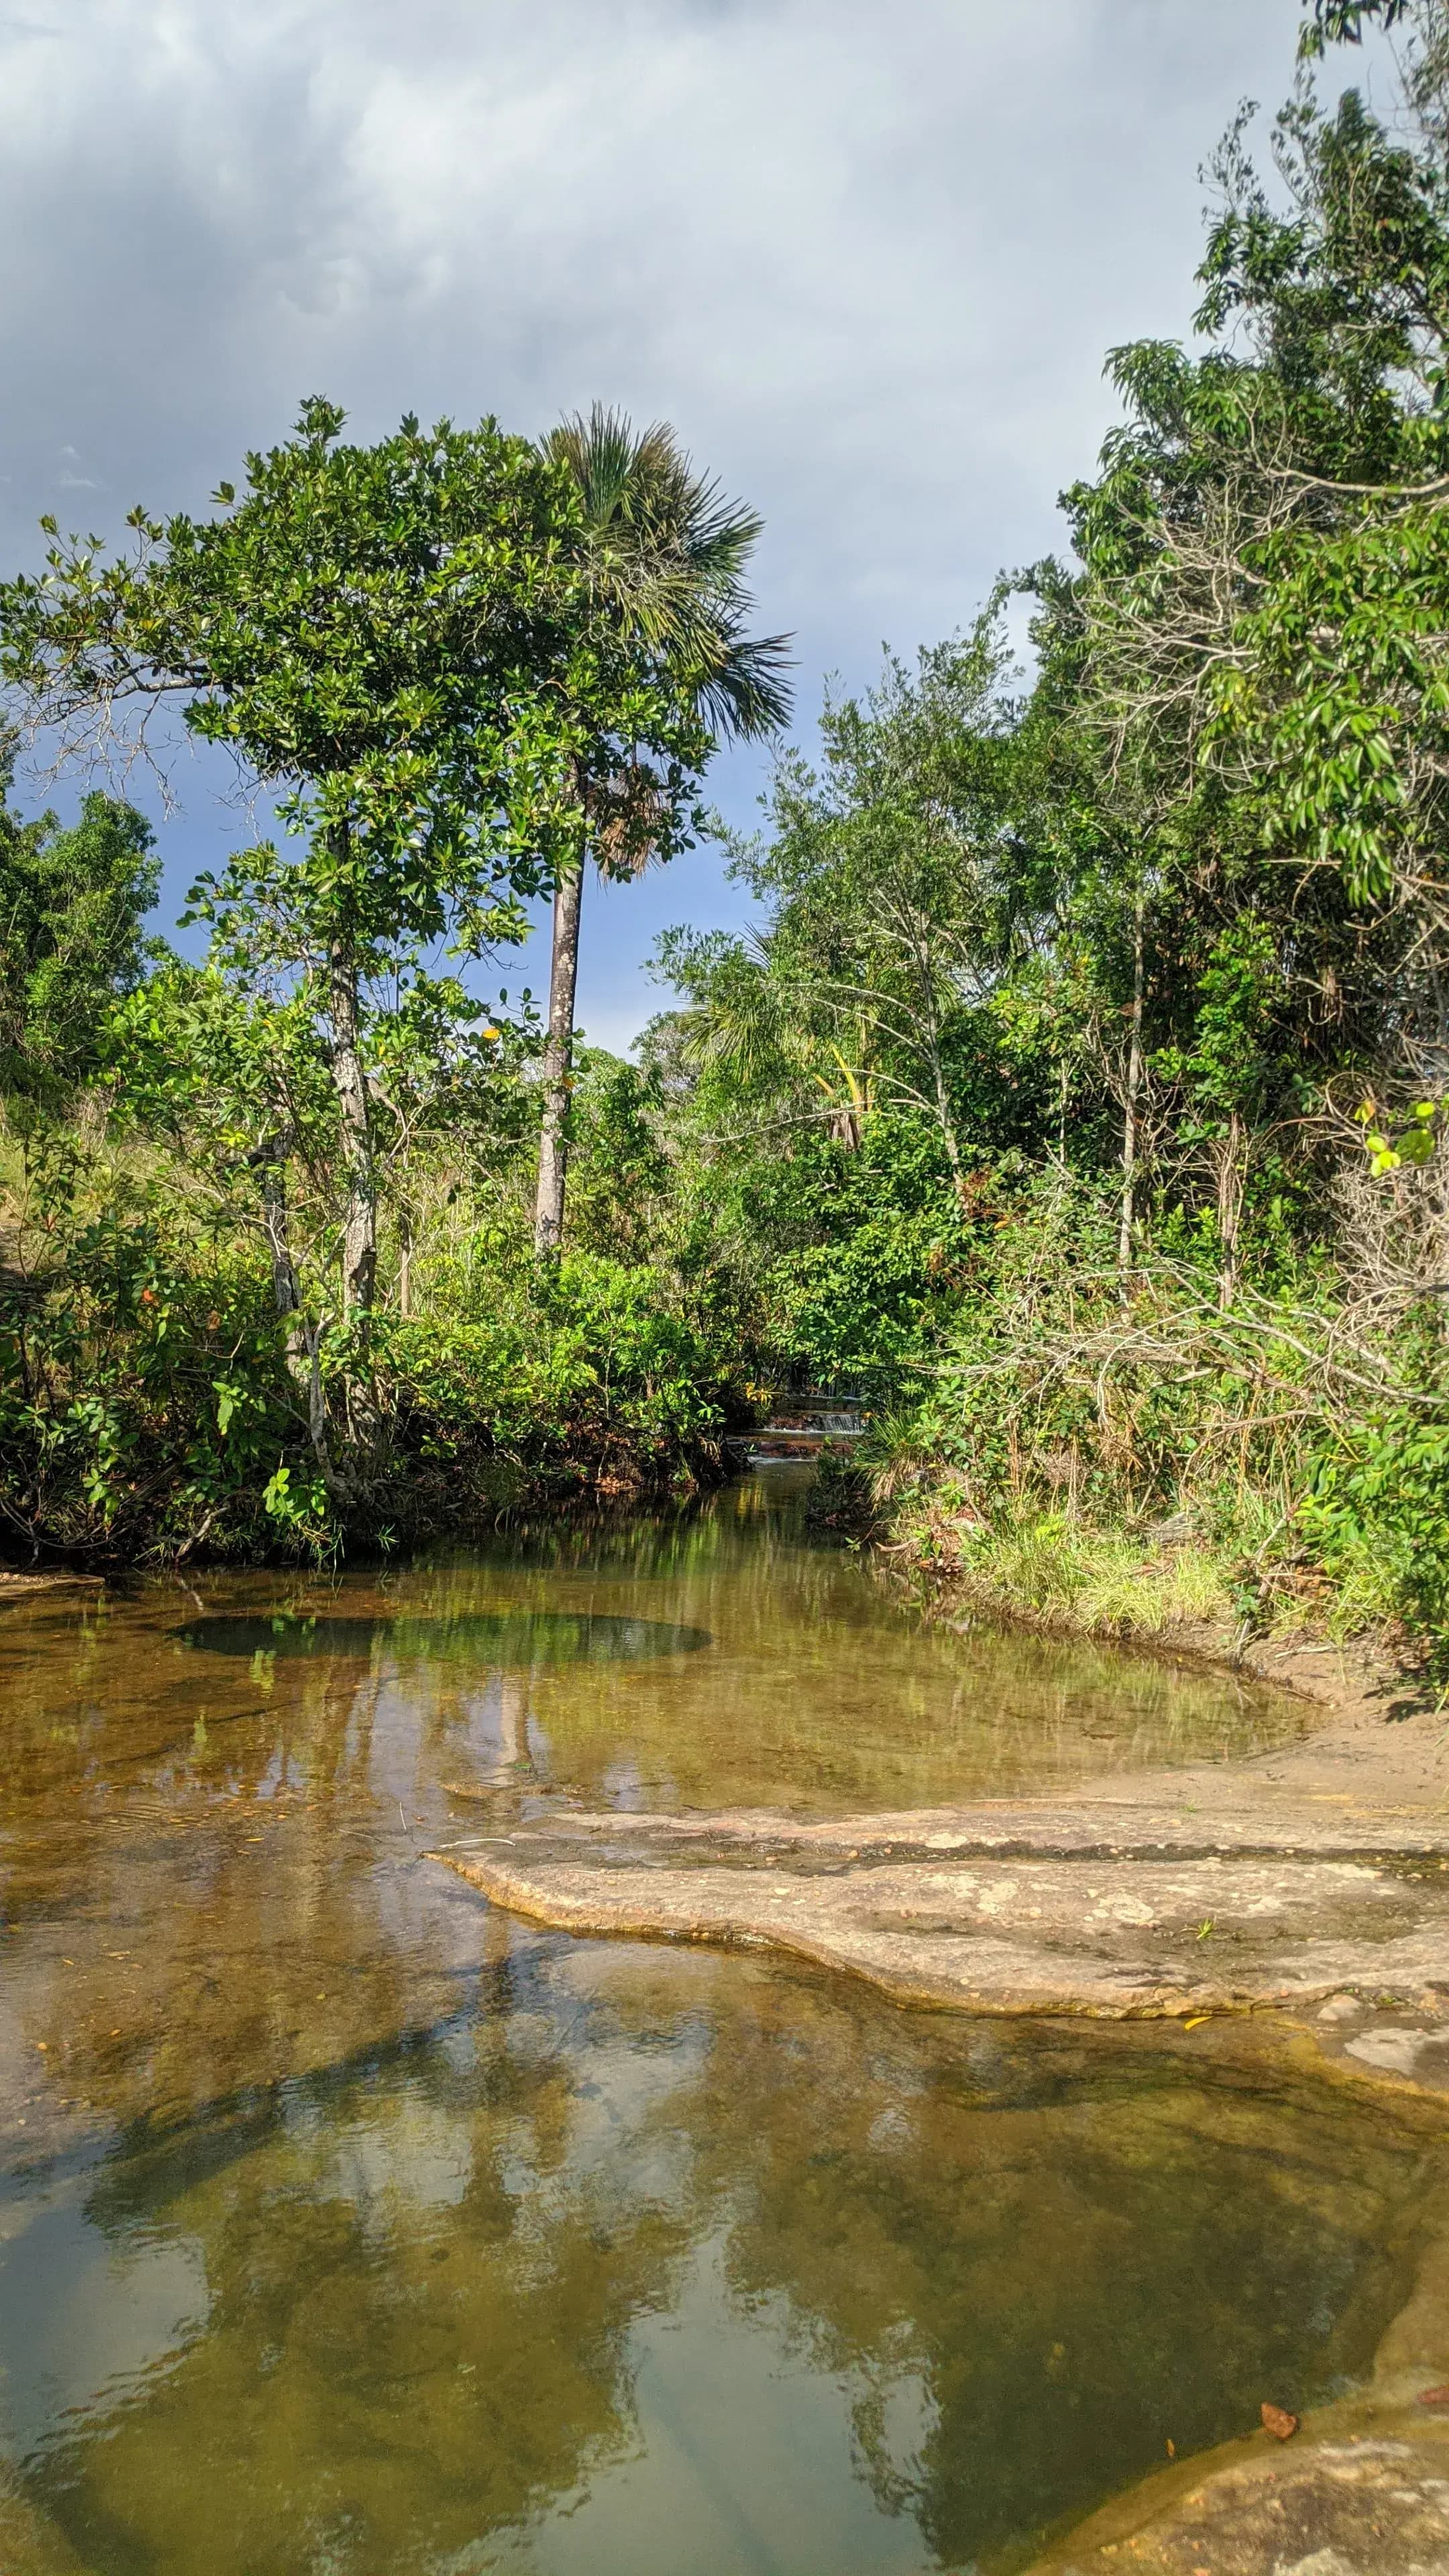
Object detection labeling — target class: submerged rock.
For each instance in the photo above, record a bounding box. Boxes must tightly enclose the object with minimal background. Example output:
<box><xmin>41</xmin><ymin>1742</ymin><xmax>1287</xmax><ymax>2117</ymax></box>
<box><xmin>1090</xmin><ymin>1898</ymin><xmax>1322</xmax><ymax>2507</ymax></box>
<box><xmin>1036</xmin><ymin>2424</ymin><xmax>1449</xmax><ymax>2573</ymax></box>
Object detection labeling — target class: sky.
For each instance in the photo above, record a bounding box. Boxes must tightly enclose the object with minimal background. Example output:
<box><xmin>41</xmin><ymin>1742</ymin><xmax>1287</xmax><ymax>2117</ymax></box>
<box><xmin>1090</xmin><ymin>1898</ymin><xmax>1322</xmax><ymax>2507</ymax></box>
<box><xmin>0</xmin><ymin>0</ymin><xmax>1386</xmax><ymax>1049</ymax></box>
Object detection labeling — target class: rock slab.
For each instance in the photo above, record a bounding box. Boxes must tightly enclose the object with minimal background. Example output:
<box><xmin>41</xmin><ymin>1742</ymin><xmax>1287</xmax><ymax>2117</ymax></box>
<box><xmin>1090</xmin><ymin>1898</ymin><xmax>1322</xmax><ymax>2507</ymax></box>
<box><xmin>1041</xmin><ymin>2423</ymin><xmax>1449</xmax><ymax>2573</ymax></box>
<box><xmin>434</xmin><ymin>1801</ymin><xmax>1449</xmax><ymax>2052</ymax></box>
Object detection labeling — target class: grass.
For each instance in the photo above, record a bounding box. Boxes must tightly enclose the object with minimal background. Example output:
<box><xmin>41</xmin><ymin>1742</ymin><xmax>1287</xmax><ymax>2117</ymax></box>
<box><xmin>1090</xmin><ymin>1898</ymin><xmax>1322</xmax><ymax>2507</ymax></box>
<box><xmin>899</xmin><ymin>1503</ymin><xmax>1235</xmax><ymax>1640</ymax></box>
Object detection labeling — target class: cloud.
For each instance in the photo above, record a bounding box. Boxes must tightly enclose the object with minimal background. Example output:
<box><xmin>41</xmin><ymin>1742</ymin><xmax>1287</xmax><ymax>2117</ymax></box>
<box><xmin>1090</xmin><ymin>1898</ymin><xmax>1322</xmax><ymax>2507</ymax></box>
<box><xmin>0</xmin><ymin>0</ymin><xmax>1362</xmax><ymax>1043</ymax></box>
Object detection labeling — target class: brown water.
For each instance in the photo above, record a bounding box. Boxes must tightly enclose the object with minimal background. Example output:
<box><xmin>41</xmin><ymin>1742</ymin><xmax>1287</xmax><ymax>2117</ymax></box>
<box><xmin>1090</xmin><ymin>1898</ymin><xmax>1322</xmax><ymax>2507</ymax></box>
<box><xmin>0</xmin><ymin>1475</ymin><xmax>1436</xmax><ymax>2575</ymax></box>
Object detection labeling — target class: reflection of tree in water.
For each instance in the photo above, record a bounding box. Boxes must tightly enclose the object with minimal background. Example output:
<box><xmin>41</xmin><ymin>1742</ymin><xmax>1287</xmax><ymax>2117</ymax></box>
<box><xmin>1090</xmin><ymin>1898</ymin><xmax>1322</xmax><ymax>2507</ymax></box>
<box><xmin>416</xmin><ymin>1666</ymin><xmax>539</xmax><ymax>1788</ymax></box>
<box><xmin>440</xmin><ymin>1479</ymin><xmax>771</xmax><ymax>1582</ymax></box>
<box><xmin>626</xmin><ymin>1977</ymin><xmax>1433</xmax><ymax>2573</ymax></box>
<box><xmin>2</xmin><ymin>1646</ymin><xmax>452</xmax><ymax>2149</ymax></box>
<box><xmin>394</xmin><ymin>1498</ymin><xmax>1302</xmax><ymax>1801</ymax></box>
<box><xmin>178</xmin><ymin>1610</ymin><xmax>713</xmax><ymax>1669</ymax></box>
<box><xmin>32</xmin><ymin>1932</ymin><xmax>703</xmax><ymax>2576</ymax></box>
<box><xmin>3</xmin><ymin>1902</ymin><xmax>1439</xmax><ymax>2576</ymax></box>
<box><xmin>0</xmin><ymin>1554</ymin><xmax>1393</xmax><ymax>2574</ymax></box>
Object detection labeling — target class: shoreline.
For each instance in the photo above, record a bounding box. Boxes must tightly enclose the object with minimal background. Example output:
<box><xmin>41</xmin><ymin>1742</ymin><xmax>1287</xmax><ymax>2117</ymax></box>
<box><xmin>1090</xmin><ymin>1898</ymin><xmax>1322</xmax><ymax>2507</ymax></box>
<box><xmin>889</xmin><ymin>1523</ymin><xmax>1430</xmax><ymax>1724</ymax></box>
<box><xmin>432</xmin><ymin>1565</ymin><xmax>1449</xmax><ymax>2061</ymax></box>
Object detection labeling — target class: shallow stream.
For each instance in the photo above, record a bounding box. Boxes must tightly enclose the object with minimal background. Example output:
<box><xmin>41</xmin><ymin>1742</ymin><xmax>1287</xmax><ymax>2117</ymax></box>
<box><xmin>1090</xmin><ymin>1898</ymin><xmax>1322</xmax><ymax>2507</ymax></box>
<box><xmin>0</xmin><ymin>1474</ymin><xmax>1440</xmax><ymax>2575</ymax></box>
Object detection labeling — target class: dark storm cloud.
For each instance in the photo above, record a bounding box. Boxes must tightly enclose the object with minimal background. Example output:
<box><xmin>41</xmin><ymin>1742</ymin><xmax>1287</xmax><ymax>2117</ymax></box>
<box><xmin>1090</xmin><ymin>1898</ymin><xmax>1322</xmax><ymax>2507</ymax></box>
<box><xmin>0</xmin><ymin>2</ymin><xmax>1318</xmax><ymax>588</ymax></box>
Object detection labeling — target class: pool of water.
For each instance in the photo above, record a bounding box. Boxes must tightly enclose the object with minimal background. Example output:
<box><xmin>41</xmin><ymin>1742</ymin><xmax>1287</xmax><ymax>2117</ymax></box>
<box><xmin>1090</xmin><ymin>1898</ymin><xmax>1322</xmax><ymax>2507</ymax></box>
<box><xmin>0</xmin><ymin>1475</ymin><xmax>1434</xmax><ymax>2575</ymax></box>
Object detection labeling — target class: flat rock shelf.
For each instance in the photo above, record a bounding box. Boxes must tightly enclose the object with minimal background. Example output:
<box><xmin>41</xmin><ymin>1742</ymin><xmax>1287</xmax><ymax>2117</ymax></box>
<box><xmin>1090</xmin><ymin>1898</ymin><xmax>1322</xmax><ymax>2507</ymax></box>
<box><xmin>434</xmin><ymin>1796</ymin><xmax>1449</xmax><ymax>2080</ymax></box>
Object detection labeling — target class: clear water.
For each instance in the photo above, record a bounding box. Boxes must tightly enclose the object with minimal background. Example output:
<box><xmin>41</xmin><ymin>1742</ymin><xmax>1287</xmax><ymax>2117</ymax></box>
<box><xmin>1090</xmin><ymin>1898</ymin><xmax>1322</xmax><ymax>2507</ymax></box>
<box><xmin>0</xmin><ymin>1477</ymin><xmax>1434</xmax><ymax>2575</ymax></box>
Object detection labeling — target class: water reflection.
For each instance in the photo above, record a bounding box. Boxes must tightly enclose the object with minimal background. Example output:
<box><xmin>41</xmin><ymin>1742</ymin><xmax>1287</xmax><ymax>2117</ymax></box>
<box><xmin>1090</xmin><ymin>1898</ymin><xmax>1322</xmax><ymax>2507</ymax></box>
<box><xmin>0</xmin><ymin>1468</ymin><xmax>1310</xmax><ymax>1829</ymax></box>
<box><xmin>0</xmin><ymin>1474</ymin><xmax>1395</xmax><ymax>2576</ymax></box>
<box><xmin>0</xmin><ymin>1947</ymin><xmax>1435</xmax><ymax>2576</ymax></box>
<box><xmin>175</xmin><ymin>1612</ymin><xmax>714</xmax><ymax>1666</ymax></box>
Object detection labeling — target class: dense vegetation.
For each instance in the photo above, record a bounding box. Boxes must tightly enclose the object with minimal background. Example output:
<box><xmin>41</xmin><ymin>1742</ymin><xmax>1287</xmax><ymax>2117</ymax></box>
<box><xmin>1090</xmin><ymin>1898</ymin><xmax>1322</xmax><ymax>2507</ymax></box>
<box><xmin>5</xmin><ymin>0</ymin><xmax>1449</xmax><ymax>1675</ymax></box>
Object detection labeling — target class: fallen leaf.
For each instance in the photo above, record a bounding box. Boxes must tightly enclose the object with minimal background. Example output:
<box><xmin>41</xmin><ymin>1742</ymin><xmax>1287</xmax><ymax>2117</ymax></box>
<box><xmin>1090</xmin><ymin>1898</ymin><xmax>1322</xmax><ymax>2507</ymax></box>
<box><xmin>1183</xmin><ymin>2016</ymin><xmax>1211</xmax><ymax>2030</ymax></box>
<box><xmin>1165</xmin><ymin>2436</ymin><xmax>1176</xmax><ymax>2459</ymax></box>
<box><xmin>1261</xmin><ymin>2402</ymin><xmax>1299</xmax><ymax>2440</ymax></box>
<box><xmin>1417</xmin><ymin>2383</ymin><xmax>1449</xmax><ymax>2407</ymax></box>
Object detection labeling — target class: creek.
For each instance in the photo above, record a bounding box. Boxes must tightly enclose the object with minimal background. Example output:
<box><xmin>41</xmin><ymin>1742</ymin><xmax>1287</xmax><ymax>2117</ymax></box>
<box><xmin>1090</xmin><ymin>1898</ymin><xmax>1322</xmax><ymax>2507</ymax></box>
<box><xmin>0</xmin><ymin>1472</ymin><xmax>1440</xmax><ymax>2575</ymax></box>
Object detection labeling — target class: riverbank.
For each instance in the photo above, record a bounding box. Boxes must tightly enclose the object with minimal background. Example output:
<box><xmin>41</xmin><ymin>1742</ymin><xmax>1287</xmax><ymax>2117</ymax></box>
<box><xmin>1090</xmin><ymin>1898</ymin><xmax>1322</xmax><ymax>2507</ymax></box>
<box><xmin>0</xmin><ymin>1566</ymin><xmax>111</xmax><ymax>1595</ymax></box>
<box><xmin>881</xmin><ymin>1479</ymin><xmax>1438</xmax><ymax>1698</ymax></box>
<box><xmin>916</xmin><ymin>1570</ymin><xmax>1446</xmax><ymax>1809</ymax></box>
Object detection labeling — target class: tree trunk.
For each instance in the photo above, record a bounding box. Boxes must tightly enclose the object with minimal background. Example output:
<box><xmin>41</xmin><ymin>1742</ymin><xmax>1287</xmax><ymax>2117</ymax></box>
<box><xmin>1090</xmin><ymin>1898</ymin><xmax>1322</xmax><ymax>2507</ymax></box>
<box><xmin>398</xmin><ymin>1209</ymin><xmax>413</xmax><ymax>1320</ymax></box>
<box><xmin>260</xmin><ymin>1153</ymin><xmax>334</xmax><ymax>1481</ymax></box>
<box><xmin>535</xmin><ymin>860</ymin><xmax>584</xmax><ymax>1256</ymax></box>
<box><xmin>1218</xmin><ymin>1107</ymin><xmax>1246</xmax><ymax>1312</ymax></box>
<box><xmin>931</xmin><ymin>1051</ymin><xmax>967</xmax><ymax>1197</ymax></box>
<box><xmin>900</xmin><ymin>896</ymin><xmax>965</xmax><ymax>1196</ymax></box>
<box><xmin>261</xmin><ymin>1157</ymin><xmax>301</xmax><ymax>1332</ymax></box>
<box><xmin>329</xmin><ymin>942</ymin><xmax>376</xmax><ymax>1314</ymax></box>
<box><xmin>1118</xmin><ymin>888</ymin><xmax>1145</xmax><ymax>1281</ymax></box>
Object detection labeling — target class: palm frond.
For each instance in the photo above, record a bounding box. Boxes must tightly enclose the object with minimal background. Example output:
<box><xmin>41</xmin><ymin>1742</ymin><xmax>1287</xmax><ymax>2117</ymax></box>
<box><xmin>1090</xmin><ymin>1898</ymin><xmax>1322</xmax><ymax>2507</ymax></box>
<box><xmin>543</xmin><ymin>405</ymin><xmax>641</xmax><ymax>527</ymax></box>
<box><xmin>541</xmin><ymin>405</ymin><xmax>793</xmax><ymax>745</ymax></box>
<box><xmin>694</xmin><ymin>629</ymin><xmax>794</xmax><ymax>741</ymax></box>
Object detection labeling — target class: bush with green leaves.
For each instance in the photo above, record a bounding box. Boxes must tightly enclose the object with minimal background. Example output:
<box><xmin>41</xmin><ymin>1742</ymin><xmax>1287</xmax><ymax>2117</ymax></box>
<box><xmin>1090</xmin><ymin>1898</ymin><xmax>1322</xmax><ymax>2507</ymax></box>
<box><xmin>0</xmin><ymin>1127</ymin><xmax>741</xmax><ymax>1561</ymax></box>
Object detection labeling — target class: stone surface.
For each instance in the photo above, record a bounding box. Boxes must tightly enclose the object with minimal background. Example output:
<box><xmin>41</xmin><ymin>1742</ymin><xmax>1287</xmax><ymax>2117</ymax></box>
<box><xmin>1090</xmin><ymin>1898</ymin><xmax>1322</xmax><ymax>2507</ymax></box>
<box><xmin>433</xmin><ymin>1803</ymin><xmax>1449</xmax><ymax>2060</ymax></box>
<box><xmin>1036</xmin><ymin>2424</ymin><xmax>1449</xmax><ymax>2573</ymax></box>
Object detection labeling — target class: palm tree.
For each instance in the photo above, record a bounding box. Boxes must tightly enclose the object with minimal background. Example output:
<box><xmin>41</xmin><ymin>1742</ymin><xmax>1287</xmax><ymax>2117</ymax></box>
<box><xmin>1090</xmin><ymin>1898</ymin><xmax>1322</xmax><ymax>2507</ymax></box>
<box><xmin>533</xmin><ymin>407</ymin><xmax>790</xmax><ymax>1255</ymax></box>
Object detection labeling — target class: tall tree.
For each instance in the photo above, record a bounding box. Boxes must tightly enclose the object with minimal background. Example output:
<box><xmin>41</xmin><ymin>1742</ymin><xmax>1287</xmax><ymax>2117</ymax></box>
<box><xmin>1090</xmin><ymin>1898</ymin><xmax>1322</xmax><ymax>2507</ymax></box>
<box><xmin>531</xmin><ymin>408</ymin><xmax>790</xmax><ymax>1256</ymax></box>
<box><xmin>0</xmin><ymin>400</ymin><xmax>602</xmax><ymax>1321</ymax></box>
<box><xmin>1029</xmin><ymin>7</ymin><xmax>1449</xmax><ymax>1268</ymax></box>
<box><xmin>667</xmin><ymin>621</ymin><xmax>1047</xmax><ymax>1195</ymax></box>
